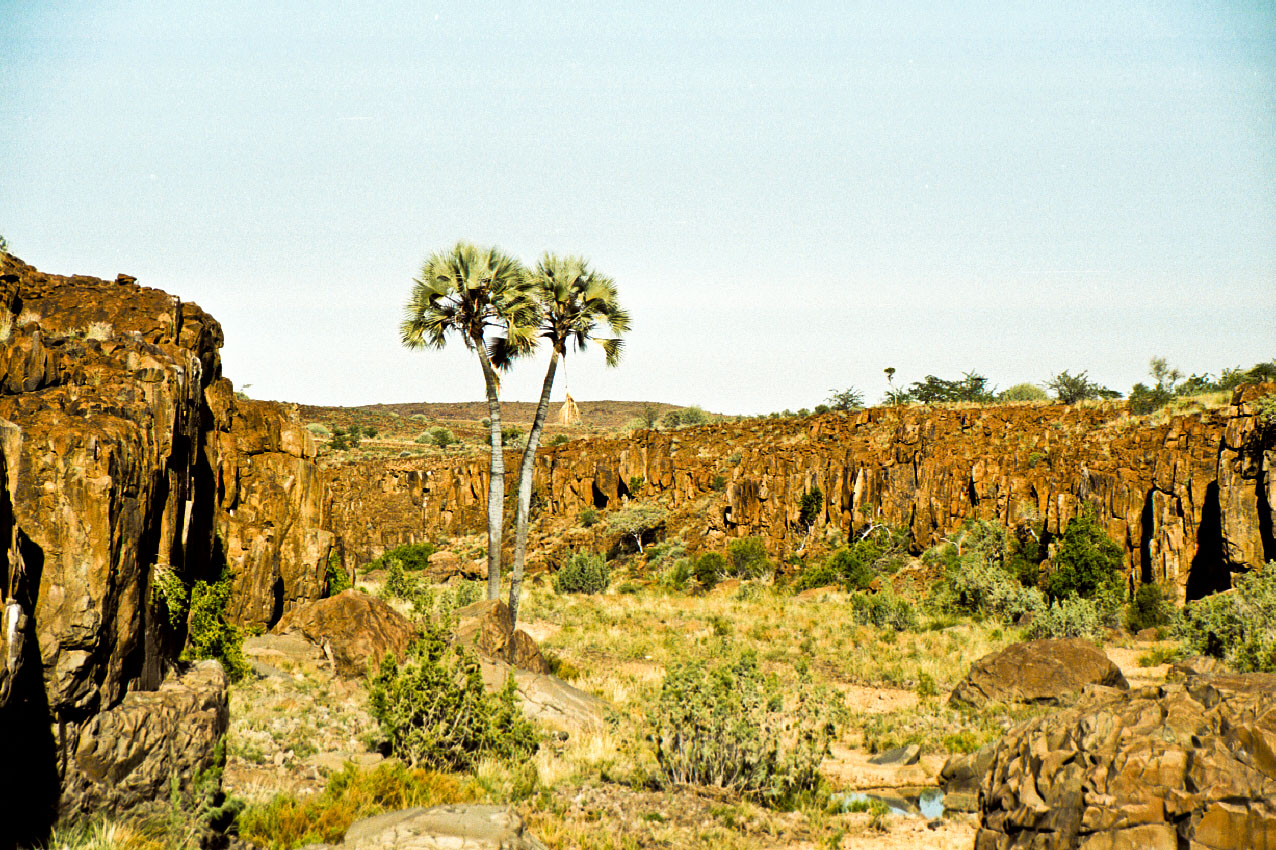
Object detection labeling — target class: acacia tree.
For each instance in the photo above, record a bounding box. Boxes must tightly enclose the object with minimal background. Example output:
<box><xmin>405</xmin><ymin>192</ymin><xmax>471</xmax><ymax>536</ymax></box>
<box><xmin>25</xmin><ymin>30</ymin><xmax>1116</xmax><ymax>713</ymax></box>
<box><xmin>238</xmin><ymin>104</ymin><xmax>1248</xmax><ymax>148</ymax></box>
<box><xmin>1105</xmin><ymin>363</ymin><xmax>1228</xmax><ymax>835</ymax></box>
<box><xmin>401</xmin><ymin>242</ymin><xmax>538</xmax><ymax>600</ymax></box>
<box><xmin>505</xmin><ymin>255</ymin><xmax>629</xmax><ymax>623</ymax></box>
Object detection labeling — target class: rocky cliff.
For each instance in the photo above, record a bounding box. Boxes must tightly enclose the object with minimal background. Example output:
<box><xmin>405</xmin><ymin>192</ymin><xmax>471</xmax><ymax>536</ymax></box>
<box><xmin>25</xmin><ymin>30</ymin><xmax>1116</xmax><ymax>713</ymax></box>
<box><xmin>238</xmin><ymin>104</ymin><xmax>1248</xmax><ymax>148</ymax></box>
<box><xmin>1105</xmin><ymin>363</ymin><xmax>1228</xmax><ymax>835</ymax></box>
<box><xmin>326</xmin><ymin>390</ymin><xmax>1274</xmax><ymax>602</ymax></box>
<box><xmin>0</xmin><ymin>255</ymin><xmax>331</xmax><ymax>843</ymax></box>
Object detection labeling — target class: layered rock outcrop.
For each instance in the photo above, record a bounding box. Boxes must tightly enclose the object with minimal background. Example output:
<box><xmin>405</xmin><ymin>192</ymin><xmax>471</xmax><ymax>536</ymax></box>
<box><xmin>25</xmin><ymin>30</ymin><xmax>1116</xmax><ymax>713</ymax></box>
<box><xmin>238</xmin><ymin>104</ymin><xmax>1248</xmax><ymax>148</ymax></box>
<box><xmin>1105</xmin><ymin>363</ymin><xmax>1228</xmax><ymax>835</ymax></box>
<box><xmin>326</xmin><ymin>388</ymin><xmax>1275</xmax><ymax>602</ymax></box>
<box><xmin>0</xmin><ymin>255</ymin><xmax>331</xmax><ymax>841</ymax></box>
<box><xmin>949</xmin><ymin>638</ymin><xmax>1129</xmax><ymax>708</ymax></box>
<box><xmin>976</xmin><ymin>673</ymin><xmax>1276</xmax><ymax>849</ymax></box>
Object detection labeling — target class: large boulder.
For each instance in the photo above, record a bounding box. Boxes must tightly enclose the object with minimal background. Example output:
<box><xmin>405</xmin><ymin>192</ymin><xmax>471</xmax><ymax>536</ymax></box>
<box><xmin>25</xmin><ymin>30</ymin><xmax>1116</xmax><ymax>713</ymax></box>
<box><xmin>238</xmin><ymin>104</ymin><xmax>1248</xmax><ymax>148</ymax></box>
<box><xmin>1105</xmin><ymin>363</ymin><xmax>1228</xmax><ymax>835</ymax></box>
<box><xmin>60</xmin><ymin>661</ymin><xmax>229</xmax><ymax>820</ymax></box>
<box><xmin>949</xmin><ymin>638</ymin><xmax>1128</xmax><ymax>708</ymax></box>
<box><xmin>976</xmin><ymin>673</ymin><xmax>1276</xmax><ymax>850</ymax></box>
<box><xmin>478</xmin><ymin>656</ymin><xmax>606</xmax><ymax>735</ymax></box>
<box><xmin>302</xmin><ymin>804</ymin><xmax>547</xmax><ymax>849</ymax></box>
<box><xmin>273</xmin><ymin>590</ymin><xmax>417</xmax><ymax>677</ymax></box>
<box><xmin>455</xmin><ymin>599</ymin><xmax>551</xmax><ymax>674</ymax></box>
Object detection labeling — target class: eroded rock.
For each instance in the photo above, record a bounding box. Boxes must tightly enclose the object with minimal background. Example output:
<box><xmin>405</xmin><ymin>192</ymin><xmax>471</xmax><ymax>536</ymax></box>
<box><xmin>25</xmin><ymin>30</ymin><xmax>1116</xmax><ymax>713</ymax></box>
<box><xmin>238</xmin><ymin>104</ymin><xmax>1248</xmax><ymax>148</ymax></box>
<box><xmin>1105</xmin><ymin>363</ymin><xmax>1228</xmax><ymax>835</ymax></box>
<box><xmin>455</xmin><ymin>599</ymin><xmax>552</xmax><ymax>674</ymax></box>
<box><xmin>304</xmin><ymin>804</ymin><xmax>547</xmax><ymax>850</ymax></box>
<box><xmin>273</xmin><ymin>590</ymin><xmax>417</xmax><ymax>678</ymax></box>
<box><xmin>976</xmin><ymin>672</ymin><xmax>1276</xmax><ymax>849</ymax></box>
<box><xmin>949</xmin><ymin>638</ymin><xmax>1128</xmax><ymax>708</ymax></box>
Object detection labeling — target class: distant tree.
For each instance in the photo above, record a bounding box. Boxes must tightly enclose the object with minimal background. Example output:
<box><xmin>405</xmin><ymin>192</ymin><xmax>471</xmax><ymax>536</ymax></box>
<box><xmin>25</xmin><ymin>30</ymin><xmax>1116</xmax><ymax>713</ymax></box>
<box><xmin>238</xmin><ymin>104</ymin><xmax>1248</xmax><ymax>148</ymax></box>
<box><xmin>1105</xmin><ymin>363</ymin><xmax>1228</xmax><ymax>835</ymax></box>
<box><xmin>1219</xmin><ymin>360</ymin><xmax>1276</xmax><ymax>391</ymax></box>
<box><xmin>906</xmin><ymin>372</ymin><xmax>994</xmax><ymax>404</ymax></box>
<box><xmin>827</xmin><ymin>387</ymin><xmax>864</xmax><ymax>411</ymax></box>
<box><xmin>506</xmin><ymin>254</ymin><xmax>628</xmax><ymax>623</ymax></box>
<box><xmin>660</xmin><ymin>409</ymin><xmax>683</xmax><ymax>428</ymax></box>
<box><xmin>0</xmin><ymin>234</ymin><xmax>8</xmax><ymax>254</ymax></box>
<box><xmin>679</xmin><ymin>405</ymin><xmax>708</xmax><ymax>426</ymax></box>
<box><xmin>1128</xmin><ymin>357</ymin><xmax>1181</xmax><ymax>416</ymax></box>
<box><xmin>638</xmin><ymin>404</ymin><xmax>659</xmax><ymax>429</ymax></box>
<box><xmin>1045</xmin><ymin>370</ymin><xmax>1119</xmax><ymax>404</ymax></box>
<box><xmin>401</xmin><ymin>242</ymin><xmax>538</xmax><ymax>600</ymax></box>
<box><xmin>607</xmin><ymin>504</ymin><xmax>666</xmax><ymax>554</ymax></box>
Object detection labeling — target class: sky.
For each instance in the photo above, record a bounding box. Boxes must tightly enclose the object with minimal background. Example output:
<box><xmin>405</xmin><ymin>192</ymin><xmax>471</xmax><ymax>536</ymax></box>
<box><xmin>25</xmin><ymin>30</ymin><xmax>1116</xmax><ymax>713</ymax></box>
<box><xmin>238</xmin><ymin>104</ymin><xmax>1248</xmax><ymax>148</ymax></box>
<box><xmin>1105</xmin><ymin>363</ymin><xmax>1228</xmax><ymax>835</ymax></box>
<box><xmin>1</xmin><ymin>1</ymin><xmax>1273</xmax><ymax>415</ymax></box>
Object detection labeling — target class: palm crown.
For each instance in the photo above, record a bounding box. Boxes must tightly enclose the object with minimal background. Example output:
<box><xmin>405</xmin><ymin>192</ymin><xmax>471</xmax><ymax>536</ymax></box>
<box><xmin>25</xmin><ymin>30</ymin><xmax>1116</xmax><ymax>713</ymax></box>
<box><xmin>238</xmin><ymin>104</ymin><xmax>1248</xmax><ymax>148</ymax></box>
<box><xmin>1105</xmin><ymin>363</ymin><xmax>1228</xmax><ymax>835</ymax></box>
<box><xmin>524</xmin><ymin>253</ymin><xmax>630</xmax><ymax>367</ymax></box>
<box><xmin>401</xmin><ymin>241</ymin><xmax>539</xmax><ymax>360</ymax></box>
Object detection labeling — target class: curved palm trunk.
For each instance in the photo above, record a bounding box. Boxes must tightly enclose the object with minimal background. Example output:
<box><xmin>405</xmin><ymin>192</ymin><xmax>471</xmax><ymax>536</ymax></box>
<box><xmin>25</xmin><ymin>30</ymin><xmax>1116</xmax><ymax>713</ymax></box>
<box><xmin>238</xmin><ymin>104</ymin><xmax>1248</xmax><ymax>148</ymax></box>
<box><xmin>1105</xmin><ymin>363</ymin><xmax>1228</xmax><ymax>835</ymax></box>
<box><xmin>508</xmin><ymin>349</ymin><xmax>560</xmax><ymax>624</ymax></box>
<box><xmin>477</xmin><ymin>346</ymin><xmax>505</xmax><ymax>601</ymax></box>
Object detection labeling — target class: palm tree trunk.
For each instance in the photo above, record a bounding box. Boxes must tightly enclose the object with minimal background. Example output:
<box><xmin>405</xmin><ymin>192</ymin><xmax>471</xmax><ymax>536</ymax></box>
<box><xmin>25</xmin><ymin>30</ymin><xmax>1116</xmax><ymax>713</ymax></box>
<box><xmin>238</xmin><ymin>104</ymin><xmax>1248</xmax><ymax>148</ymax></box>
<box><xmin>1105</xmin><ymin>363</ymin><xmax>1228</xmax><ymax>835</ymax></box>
<box><xmin>476</xmin><ymin>346</ymin><xmax>505</xmax><ymax>601</ymax></box>
<box><xmin>508</xmin><ymin>349</ymin><xmax>560</xmax><ymax>624</ymax></box>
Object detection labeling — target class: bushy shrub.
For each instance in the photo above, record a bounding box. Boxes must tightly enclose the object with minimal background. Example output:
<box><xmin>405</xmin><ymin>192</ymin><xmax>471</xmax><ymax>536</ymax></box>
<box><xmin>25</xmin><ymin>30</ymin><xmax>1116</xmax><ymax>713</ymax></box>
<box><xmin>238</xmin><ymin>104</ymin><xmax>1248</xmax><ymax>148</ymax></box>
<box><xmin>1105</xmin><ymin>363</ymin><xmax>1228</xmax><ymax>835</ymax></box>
<box><xmin>368</xmin><ymin>625</ymin><xmax>537</xmax><ymax>770</ymax></box>
<box><xmin>1024</xmin><ymin>597</ymin><xmax>1102</xmax><ymax>640</ymax></box>
<box><xmin>946</xmin><ymin>559</ymin><xmax>1045</xmax><ymax>621</ymax></box>
<box><xmin>426</xmin><ymin>426</ymin><xmax>455</xmax><ymax>448</ymax></box>
<box><xmin>797</xmin><ymin>524</ymin><xmax>909</xmax><ymax>592</ymax></box>
<box><xmin>186</xmin><ymin>571</ymin><xmax>250</xmax><ymax>681</ymax></box>
<box><xmin>1043</xmin><ymin>509</ymin><xmax>1125</xmax><ymax>602</ymax></box>
<box><xmin>652</xmin><ymin>650</ymin><xmax>835</xmax><ymax>806</ymax></box>
<box><xmin>366</xmin><ymin>542</ymin><xmax>437</xmax><ymax>573</ymax></box>
<box><xmin>1177</xmin><ymin>564</ymin><xmax>1276</xmax><ymax>672</ymax></box>
<box><xmin>1045</xmin><ymin>371</ymin><xmax>1119</xmax><ymax>404</ymax></box>
<box><xmin>798</xmin><ymin>486</ymin><xmax>823</xmax><ymax>528</ymax></box>
<box><xmin>1126</xmin><ymin>582</ymin><xmax>1175</xmax><ymax>632</ymax></box>
<box><xmin>306</xmin><ymin>422</ymin><xmax>332</xmax><ymax>438</ymax></box>
<box><xmin>694</xmin><ymin>552</ymin><xmax>727</xmax><ymax>589</ymax></box>
<box><xmin>925</xmin><ymin>518</ymin><xmax>1047</xmax><ymax>620</ymax></box>
<box><xmin>326</xmin><ymin>551</ymin><xmax>351</xmax><ymax>595</ymax></box>
<box><xmin>727</xmin><ymin>536</ymin><xmax>770</xmax><ymax>578</ymax></box>
<box><xmin>660</xmin><ymin>557</ymin><xmax>695</xmax><ymax>591</ymax></box>
<box><xmin>552</xmin><ymin>553</ymin><xmax>610</xmax><ymax>594</ymax></box>
<box><xmin>999</xmin><ymin>383</ymin><xmax>1048</xmax><ymax>402</ymax></box>
<box><xmin>577</xmin><ymin>506</ymin><xmax>599</xmax><ymax>528</ymax></box>
<box><xmin>1127</xmin><ymin>383</ymin><xmax>1172</xmax><ymax>415</ymax></box>
<box><xmin>548</xmin><ymin>433</ymin><xmax>570</xmax><ymax>447</ymax></box>
<box><xmin>848</xmin><ymin>589</ymin><xmax>918</xmax><ymax>631</ymax></box>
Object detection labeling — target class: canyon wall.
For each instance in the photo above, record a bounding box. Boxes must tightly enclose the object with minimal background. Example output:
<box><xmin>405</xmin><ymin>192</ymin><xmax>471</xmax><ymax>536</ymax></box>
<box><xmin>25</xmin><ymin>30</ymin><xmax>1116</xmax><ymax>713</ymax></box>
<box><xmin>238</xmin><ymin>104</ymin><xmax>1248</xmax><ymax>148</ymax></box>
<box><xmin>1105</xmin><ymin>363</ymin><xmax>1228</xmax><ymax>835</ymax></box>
<box><xmin>0</xmin><ymin>256</ymin><xmax>331</xmax><ymax>844</ymax></box>
<box><xmin>327</xmin><ymin>390</ymin><xmax>1274</xmax><ymax>602</ymax></box>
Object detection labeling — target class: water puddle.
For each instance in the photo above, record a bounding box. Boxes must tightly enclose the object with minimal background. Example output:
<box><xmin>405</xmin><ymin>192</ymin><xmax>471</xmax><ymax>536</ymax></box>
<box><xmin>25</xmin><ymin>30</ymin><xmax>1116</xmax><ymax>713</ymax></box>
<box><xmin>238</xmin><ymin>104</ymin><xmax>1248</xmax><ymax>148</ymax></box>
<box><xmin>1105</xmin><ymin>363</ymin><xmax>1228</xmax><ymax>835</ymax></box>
<box><xmin>833</xmin><ymin>787</ymin><xmax>945</xmax><ymax>818</ymax></box>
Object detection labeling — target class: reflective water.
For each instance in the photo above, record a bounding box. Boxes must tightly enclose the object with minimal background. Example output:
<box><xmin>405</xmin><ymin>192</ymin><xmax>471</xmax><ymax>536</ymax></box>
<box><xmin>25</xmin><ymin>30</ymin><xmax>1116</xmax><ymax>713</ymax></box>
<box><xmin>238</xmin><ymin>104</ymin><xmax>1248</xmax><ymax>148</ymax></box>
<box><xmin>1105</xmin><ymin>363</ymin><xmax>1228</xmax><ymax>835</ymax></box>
<box><xmin>833</xmin><ymin>787</ymin><xmax>945</xmax><ymax>818</ymax></box>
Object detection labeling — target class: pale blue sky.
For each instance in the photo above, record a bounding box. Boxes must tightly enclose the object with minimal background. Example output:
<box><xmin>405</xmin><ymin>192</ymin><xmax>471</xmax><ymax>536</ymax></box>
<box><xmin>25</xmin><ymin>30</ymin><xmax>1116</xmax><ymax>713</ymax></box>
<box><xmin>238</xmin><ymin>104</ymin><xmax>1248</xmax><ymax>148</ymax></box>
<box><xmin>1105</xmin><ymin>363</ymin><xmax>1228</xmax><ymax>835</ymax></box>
<box><xmin>2</xmin><ymin>2</ymin><xmax>1272</xmax><ymax>413</ymax></box>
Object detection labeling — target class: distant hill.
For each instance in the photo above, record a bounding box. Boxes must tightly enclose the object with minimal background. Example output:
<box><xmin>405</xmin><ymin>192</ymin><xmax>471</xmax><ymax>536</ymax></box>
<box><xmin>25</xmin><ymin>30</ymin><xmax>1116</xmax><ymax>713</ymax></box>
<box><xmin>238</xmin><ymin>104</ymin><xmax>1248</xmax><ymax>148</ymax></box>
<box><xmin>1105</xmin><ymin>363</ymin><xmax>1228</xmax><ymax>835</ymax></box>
<box><xmin>297</xmin><ymin>400</ymin><xmax>688</xmax><ymax>430</ymax></box>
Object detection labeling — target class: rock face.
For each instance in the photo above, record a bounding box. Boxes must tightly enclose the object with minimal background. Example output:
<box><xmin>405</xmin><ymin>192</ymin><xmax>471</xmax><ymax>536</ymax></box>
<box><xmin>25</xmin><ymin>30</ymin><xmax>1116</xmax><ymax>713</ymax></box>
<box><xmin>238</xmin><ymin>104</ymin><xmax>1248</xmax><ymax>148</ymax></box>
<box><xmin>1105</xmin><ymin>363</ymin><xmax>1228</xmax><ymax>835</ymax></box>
<box><xmin>307</xmin><ymin>804</ymin><xmax>548</xmax><ymax>850</ymax></box>
<box><xmin>455</xmin><ymin>599</ymin><xmax>551</xmax><ymax>674</ymax></box>
<box><xmin>976</xmin><ymin>673</ymin><xmax>1276</xmax><ymax>850</ymax></box>
<box><xmin>273</xmin><ymin>590</ymin><xmax>417</xmax><ymax>677</ymax></box>
<box><xmin>949</xmin><ymin>639</ymin><xmax>1129</xmax><ymax>708</ymax></box>
<box><xmin>0</xmin><ymin>255</ymin><xmax>331</xmax><ymax>841</ymax></box>
<box><xmin>325</xmin><ymin>387</ymin><xmax>1276</xmax><ymax>603</ymax></box>
<box><xmin>60</xmin><ymin>660</ymin><xmax>229</xmax><ymax>819</ymax></box>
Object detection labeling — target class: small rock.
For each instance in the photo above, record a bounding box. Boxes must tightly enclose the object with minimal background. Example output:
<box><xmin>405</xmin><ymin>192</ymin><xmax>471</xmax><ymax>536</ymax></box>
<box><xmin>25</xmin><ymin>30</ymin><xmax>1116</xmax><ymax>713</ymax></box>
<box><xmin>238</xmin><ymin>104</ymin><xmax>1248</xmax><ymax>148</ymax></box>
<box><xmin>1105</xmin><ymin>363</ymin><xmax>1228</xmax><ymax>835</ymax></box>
<box><xmin>868</xmin><ymin>743</ymin><xmax>921</xmax><ymax>766</ymax></box>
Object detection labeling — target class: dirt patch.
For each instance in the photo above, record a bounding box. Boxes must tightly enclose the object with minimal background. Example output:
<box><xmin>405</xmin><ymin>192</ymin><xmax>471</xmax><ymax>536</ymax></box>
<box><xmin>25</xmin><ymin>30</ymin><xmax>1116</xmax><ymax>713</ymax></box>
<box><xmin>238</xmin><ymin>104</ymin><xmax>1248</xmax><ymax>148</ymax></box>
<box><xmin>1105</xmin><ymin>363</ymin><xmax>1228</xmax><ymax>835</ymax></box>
<box><xmin>839</xmin><ymin>684</ymin><xmax>918</xmax><ymax>714</ymax></box>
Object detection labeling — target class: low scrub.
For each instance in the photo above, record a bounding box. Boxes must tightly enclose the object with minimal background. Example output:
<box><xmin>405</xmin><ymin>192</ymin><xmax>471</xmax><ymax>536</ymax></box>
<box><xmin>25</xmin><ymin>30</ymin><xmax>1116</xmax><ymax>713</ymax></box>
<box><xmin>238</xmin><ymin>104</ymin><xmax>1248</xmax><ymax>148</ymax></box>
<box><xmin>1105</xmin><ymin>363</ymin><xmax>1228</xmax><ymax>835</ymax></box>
<box><xmin>368</xmin><ymin>625</ymin><xmax>538</xmax><ymax>771</ymax></box>
<box><xmin>238</xmin><ymin>762</ymin><xmax>480</xmax><ymax>850</ymax></box>
<box><xmin>925</xmin><ymin>519</ymin><xmax>1045</xmax><ymax>620</ymax></box>
<box><xmin>1177</xmin><ymin>563</ymin><xmax>1276</xmax><ymax>672</ymax></box>
<box><xmin>552</xmin><ymin>552</ymin><xmax>611</xmax><ymax>594</ymax></box>
<box><xmin>652</xmin><ymin>650</ymin><xmax>836</xmax><ymax>807</ymax></box>
<box><xmin>365</xmin><ymin>542</ymin><xmax>437</xmax><ymax>573</ymax></box>
<box><xmin>1024</xmin><ymin>597</ymin><xmax>1102</xmax><ymax>640</ymax></box>
<box><xmin>848</xmin><ymin>589</ymin><xmax>918</xmax><ymax>631</ymax></box>
<box><xmin>794</xmin><ymin>525</ymin><xmax>908</xmax><ymax>592</ymax></box>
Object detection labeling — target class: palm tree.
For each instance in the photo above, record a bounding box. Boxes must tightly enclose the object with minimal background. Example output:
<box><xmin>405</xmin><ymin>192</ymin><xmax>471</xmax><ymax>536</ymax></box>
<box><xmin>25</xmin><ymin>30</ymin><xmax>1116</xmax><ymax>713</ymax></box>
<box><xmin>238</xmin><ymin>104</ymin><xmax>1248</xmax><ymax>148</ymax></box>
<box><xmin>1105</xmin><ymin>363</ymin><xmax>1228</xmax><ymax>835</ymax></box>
<box><xmin>401</xmin><ymin>242</ymin><xmax>538</xmax><ymax>600</ymax></box>
<box><xmin>504</xmin><ymin>254</ymin><xmax>629</xmax><ymax>623</ymax></box>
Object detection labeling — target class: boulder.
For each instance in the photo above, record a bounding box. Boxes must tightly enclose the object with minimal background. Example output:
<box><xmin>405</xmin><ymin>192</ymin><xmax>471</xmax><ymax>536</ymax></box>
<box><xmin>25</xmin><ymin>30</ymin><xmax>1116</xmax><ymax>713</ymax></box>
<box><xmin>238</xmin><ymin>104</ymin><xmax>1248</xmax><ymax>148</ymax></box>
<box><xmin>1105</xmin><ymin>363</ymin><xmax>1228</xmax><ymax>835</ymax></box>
<box><xmin>869</xmin><ymin>743</ymin><xmax>921</xmax><ymax>766</ymax></box>
<box><xmin>302</xmin><ymin>804</ymin><xmax>547</xmax><ymax>849</ymax></box>
<box><xmin>273</xmin><ymin>590</ymin><xmax>417</xmax><ymax>678</ymax></box>
<box><xmin>949</xmin><ymin>638</ymin><xmax>1128</xmax><ymax>708</ymax></box>
<box><xmin>976</xmin><ymin>672</ymin><xmax>1276</xmax><ymax>849</ymax></box>
<box><xmin>940</xmin><ymin>743</ymin><xmax>996</xmax><ymax>795</ymax></box>
<box><xmin>455</xmin><ymin>599</ymin><xmax>551</xmax><ymax>674</ymax></box>
<box><xmin>478</xmin><ymin>656</ymin><xmax>606</xmax><ymax>735</ymax></box>
<box><xmin>424</xmin><ymin>550</ymin><xmax>463</xmax><ymax>583</ymax></box>
<box><xmin>60</xmin><ymin>661</ymin><xmax>229</xmax><ymax>820</ymax></box>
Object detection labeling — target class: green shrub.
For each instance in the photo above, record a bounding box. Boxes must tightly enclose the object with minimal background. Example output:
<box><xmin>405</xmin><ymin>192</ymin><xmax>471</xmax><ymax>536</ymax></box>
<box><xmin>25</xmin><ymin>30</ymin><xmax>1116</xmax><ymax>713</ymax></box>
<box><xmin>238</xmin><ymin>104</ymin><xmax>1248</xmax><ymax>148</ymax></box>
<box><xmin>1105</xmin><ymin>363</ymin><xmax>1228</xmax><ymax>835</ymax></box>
<box><xmin>798</xmin><ymin>486</ymin><xmax>823</xmax><ymax>528</ymax></box>
<box><xmin>660</xmin><ymin>557</ymin><xmax>695</xmax><ymax>591</ymax></box>
<box><xmin>797</xmin><ymin>525</ymin><xmax>909</xmax><ymax>592</ymax></box>
<box><xmin>694</xmin><ymin>552</ymin><xmax>727</xmax><ymax>589</ymax></box>
<box><xmin>548</xmin><ymin>433</ymin><xmax>570</xmax><ymax>447</ymax></box>
<box><xmin>577</xmin><ymin>506</ymin><xmax>599</xmax><ymax>528</ymax></box>
<box><xmin>627</xmin><ymin>475</ymin><xmax>645</xmax><ymax>494</ymax></box>
<box><xmin>848</xmin><ymin>589</ymin><xmax>918</xmax><ymax>631</ymax></box>
<box><xmin>1043</xmin><ymin>509</ymin><xmax>1125</xmax><ymax>602</ymax></box>
<box><xmin>727</xmin><ymin>536</ymin><xmax>770</xmax><ymax>579</ymax></box>
<box><xmin>326</xmin><ymin>551</ymin><xmax>351</xmax><ymax>596</ymax></box>
<box><xmin>1024</xmin><ymin>597</ymin><xmax>1102</xmax><ymax>640</ymax></box>
<box><xmin>186</xmin><ymin>571</ymin><xmax>250</xmax><ymax>681</ymax></box>
<box><xmin>305</xmin><ymin>422</ymin><xmax>332</xmax><ymax>438</ymax></box>
<box><xmin>500</xmin><ymin>426</ymin><xmax>524</xmax><ymax>446</ymax></box>
<box><xmin>1045</xmin><ymin>371</ymin><xmax>1119</xmax><ymax>404</ymax></box>
<box><xmin>426</xmin><ymin>426</ymin><xmax>455</xmax><ymax>448</ymax></box>
<box><xmin>366</xmin><ymin>543</ymin><xmax>437</xmax><ymax>573</ymax></box>
<box><xmin>1177</xmin><ymin>564</ymin><xmax>1276</xmax><ymax>672</ymax></box>
<box><xmin>1128</xmin><ymin>383</ymin><xmax>1172</xmax><ymax>415</ymax></box>
<box><xmin>652</xmin><ymin>650</ymin><xmax>835</xmax><ymax>807</ymax></box>
<box><xmin>151</xmin><ymin>566</ymin><xmax>190</xmax><ymax>628</ymax></box>
<box><xmin>999</xmin><ymin>383</ymin><xmax>1048</xmax><ymax>402</ymax></box>
<box><xmin>1126</xmin><ymin>583</ymin><xmax>1175</xmax><ymax>632</ymax></box>
<box><xmin>552</xmin><ymin>553</ymin><xmax>610</xmax><ymax>594</ymax></box>
<box><xmin>368</xmin><ymin>625</ymin><xmax>538</xmax><ymax>770</ymax></box>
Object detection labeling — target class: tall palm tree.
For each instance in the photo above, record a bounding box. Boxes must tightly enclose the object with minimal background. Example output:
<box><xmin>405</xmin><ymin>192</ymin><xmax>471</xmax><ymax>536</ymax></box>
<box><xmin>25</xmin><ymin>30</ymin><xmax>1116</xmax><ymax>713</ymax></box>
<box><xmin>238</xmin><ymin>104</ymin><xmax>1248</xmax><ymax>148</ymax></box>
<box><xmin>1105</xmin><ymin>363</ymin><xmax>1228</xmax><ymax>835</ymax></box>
<box><xmin>401</xmin><ymin>242</ymin><xmax>539</xmax><ymax>600</ymax></box>
<box><xmin>504</xmin><ymin>254</ymin><xmax>629</xmax><ymax>623</ymax></box>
